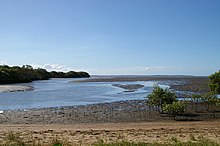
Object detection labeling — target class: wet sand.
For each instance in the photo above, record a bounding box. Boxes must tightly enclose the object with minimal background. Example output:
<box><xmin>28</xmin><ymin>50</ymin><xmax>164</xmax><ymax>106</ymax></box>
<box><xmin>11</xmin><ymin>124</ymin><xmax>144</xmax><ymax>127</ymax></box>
<box><xmin>112</xmin><ymin>84</ymin><xmax>144</xmax><ymax>92</ymax></box>
<box><xmin>1</xmin><ymin>100</ymin><xmax>220</xmax><ymax>125</ymax></box>
<box><xmin>0</xmin><ymin>100</ymin><xmax>166</xmax><ymax>124</ymax></box>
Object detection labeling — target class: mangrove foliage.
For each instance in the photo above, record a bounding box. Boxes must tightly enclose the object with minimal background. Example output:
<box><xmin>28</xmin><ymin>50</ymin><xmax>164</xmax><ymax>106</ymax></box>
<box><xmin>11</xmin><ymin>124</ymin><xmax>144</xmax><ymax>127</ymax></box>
<box><xmin>0</xmin><ymin>65</ymin><xmax>90</xmax><ymax>84</ymax></box>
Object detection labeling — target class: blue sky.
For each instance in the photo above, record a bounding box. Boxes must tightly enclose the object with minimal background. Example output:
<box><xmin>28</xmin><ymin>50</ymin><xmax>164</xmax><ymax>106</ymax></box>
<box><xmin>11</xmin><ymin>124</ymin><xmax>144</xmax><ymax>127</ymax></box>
<box><xmin>0</xmin><ymin>0</ymin><xmax>219</xmax><ymax>75</ymax></box>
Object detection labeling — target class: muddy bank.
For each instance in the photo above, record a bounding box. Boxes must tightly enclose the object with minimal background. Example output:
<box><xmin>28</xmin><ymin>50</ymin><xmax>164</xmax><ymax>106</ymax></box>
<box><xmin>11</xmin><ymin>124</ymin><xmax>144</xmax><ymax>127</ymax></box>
<box><xmin>1</xmin><ymin>100</ymin><xmax>220</xmax><ymax>125</ymax></box>
<box><xmin>0</xmin><ymin>100</ymin><xmax>164</xmax><ymax>124</ymax></box>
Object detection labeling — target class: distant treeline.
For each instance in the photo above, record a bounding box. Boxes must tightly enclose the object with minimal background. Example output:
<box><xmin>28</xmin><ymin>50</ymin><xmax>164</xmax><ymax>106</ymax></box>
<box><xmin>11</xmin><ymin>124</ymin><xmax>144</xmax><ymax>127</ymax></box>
<box><xmin>0</xmin><ymin>65</ymin><xmax>90</xmax><ymax>84</ymax></box>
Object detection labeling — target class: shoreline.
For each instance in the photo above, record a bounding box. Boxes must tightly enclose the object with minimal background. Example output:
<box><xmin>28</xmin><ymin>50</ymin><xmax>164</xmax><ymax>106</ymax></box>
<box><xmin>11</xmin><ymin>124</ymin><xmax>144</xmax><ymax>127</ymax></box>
<box><xmin>1</xmin><ymin>100</ymin><xmax>160</xmax><ymax>124</ymax></box>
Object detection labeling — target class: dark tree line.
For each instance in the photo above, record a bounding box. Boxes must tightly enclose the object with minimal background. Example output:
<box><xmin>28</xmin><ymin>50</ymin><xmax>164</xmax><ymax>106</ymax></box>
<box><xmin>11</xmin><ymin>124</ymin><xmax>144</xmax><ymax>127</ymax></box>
<box><xmin>0</xmin><ymin>65</ymin><xmax>90</xmax><ymax>84</ymax></box>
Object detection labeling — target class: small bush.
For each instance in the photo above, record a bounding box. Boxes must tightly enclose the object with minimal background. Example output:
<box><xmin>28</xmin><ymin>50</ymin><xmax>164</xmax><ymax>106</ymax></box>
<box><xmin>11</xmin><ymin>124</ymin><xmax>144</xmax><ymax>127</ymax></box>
<box><xmin>147</xmin><ymin>85</ymin><xmax>177</xmax><ymax>113</ymax></box>
<box><xmin>163</xmin><ymin>101</ymin><xmax>185</xmax><ymax>116</ymax></box>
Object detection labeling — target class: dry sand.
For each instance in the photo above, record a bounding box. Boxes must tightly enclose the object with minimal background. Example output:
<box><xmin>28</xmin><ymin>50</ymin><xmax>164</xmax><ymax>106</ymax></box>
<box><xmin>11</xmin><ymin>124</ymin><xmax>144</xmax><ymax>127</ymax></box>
<box><xmin>0</xmin><ymin>121</ymin><xmax>219</xmax><ymax>145</ymax></box>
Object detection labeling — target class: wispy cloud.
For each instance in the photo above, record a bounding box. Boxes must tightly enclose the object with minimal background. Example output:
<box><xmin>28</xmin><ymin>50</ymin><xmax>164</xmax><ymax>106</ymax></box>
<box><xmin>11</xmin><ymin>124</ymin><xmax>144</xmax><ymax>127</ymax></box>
<box><xmin>0</xmin><ymin>61</ymin><xmax>8</xmax><ymax>65</ymax></box>
<box><xmin>0</xmin><ymin>61</ymin><xmax>86</xmax><ymax>72</ymax></box>
<box><xmin>87</xmin><ymin>66</ymin><xmax>182</xmax><ymax>75</ymax></box>
<box><xmin>142</xmin><ymin>66</ymin><xmax>182</xmax><ymax>71</ymax></box>
<box><xmin>31</xmin><ymin>64</ymin><xmax>76</xmax><ymax>72</ymax></box>
<box><xmin>0</xmin><ymin>61</ymin><xmax>182</xmax><ymax>75</ymax></box>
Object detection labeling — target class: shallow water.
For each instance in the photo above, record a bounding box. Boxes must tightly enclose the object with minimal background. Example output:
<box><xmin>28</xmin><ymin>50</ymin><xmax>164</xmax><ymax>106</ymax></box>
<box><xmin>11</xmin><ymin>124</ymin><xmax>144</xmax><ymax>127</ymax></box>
<box><xmin>0</xmin><ymin>78</ymin><xmax>168</xmax><ymax>110</ymax></box>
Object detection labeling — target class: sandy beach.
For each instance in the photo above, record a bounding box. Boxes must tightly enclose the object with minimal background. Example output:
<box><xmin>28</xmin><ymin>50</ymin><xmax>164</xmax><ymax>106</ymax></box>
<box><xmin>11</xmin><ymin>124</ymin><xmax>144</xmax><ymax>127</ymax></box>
<box><xmin>0</xmin><ymin>121</ymin><xmax>220</xmax><ymax>145</ymax></box>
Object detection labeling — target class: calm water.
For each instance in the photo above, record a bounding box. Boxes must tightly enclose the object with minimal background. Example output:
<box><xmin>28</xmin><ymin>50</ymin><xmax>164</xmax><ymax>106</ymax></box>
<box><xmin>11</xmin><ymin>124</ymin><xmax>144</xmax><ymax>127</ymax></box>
<box><xmin>0</xmin><ymin>78</ymin><xmax>168</xmax><ymax>110</ymax></box>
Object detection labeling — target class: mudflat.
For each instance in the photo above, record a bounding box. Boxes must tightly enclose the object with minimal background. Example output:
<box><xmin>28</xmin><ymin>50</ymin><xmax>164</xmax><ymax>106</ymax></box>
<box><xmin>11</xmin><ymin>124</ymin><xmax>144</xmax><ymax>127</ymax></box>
<box><xmin>77</xmin><ymin>75</ymin><xmax>210</xmax><ymax>93</ymax></box>
<box><xmin>2</xmin><ymin>100</ymin><xmax>220</xmax><ymax>125</ymax></box>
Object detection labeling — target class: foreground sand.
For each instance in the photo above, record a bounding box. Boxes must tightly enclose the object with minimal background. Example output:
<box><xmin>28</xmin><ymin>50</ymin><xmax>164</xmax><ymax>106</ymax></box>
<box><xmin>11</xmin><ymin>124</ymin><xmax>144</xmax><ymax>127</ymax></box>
<box><xmin>0</xmin><ymin>121</ymin><xmax>219</xmax><ymax>145</ymax></box>
<box><xmin>1</xmin><ymin>100</ymin><xmax>220</xmax><ymax>145</ymax></box>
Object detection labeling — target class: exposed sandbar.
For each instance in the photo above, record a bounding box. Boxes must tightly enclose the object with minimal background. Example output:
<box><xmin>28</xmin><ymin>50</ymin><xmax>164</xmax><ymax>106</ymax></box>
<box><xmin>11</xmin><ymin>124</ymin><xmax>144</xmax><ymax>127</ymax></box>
<box><xmin>112</xmin><ymin>84</ymin><xmax>144</xmax><ymax>92</ymax></box>
<box><xmin>0</xmin><ymin>85</ymin><xmax>33</xmax><ymax>93</ymax></box>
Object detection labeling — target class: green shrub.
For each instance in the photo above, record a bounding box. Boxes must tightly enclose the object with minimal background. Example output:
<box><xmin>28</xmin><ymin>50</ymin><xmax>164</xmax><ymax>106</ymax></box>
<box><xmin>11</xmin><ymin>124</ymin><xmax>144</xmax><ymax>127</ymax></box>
<box><xmin>147</xmin><ymin>85</ymin><xmax>177</xmax><ymax>113</ymax></box>
<box><xmin>163</xmin><ymin>101</ymin><xmax>185</xmax><ymax>116</ymax></box>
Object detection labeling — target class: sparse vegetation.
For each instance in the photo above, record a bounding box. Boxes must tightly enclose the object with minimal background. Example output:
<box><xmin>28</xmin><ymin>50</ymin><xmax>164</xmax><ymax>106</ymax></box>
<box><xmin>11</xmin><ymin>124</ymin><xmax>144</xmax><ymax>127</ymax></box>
<box><xmin>146</xmin><ymin>70</ymin><xmax>220</xmax><ymax>120</ymax></box>
<box><xmin>163</xmin><ymin>101</ymin><xmax>185</xmax><ymax>119</ymax></box>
